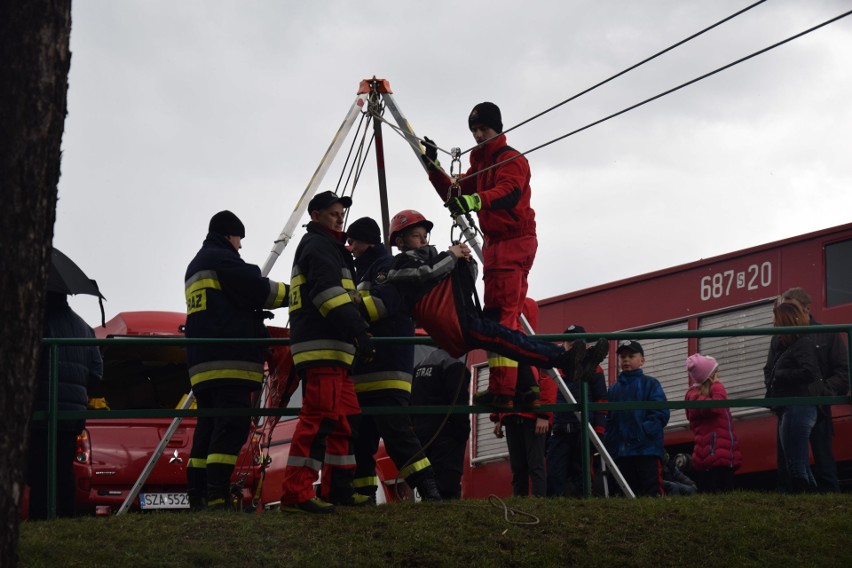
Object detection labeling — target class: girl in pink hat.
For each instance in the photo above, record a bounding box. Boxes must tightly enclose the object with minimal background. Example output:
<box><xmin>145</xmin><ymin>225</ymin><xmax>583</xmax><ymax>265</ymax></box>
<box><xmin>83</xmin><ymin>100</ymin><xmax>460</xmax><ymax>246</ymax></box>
<box><xmin>684</xmin><ymin>354</ymin><xmax>742</xmax><ymax>492</ymax></box>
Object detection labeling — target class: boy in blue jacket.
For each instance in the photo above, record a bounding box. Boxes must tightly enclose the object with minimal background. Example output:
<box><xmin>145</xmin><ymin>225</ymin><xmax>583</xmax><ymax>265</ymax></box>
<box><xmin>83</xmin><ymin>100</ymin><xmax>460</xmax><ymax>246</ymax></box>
<box><xmin>604</xmin><ymin>340</ymin><xmax>670</xmax><ymax>496</ymax></box>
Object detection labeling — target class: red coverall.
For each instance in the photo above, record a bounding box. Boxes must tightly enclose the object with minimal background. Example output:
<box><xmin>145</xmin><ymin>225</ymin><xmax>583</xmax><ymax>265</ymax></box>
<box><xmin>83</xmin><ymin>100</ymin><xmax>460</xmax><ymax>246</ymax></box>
<box><xmin>428</xmin><ymin>133</ymin><xmax>537</xmax><ymax>397</ymax></box>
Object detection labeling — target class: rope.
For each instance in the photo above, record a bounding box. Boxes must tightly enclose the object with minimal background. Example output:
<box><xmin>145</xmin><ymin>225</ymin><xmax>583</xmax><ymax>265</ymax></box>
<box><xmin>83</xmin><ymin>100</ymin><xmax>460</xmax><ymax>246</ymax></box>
<box><xmin>487</xmin><ymin>494</ymin><xmax>540</xmax><ymax>526</ymax></box>
<box><xmin>459</xmin><ymin>0</ymin><xmax>769</xmax><ymax>157</ymax></box>
<box><xmin>458</xmin><ymin>7</ymin><xmax>852</xmax><ymax>184</ymax></box>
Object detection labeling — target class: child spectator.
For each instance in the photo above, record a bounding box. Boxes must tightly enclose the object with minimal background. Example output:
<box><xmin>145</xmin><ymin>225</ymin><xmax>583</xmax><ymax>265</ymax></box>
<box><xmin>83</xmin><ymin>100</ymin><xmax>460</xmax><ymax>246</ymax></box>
<box><xmin>661</xmin><ymin>453</ymin><xmax>697</xmax><ymax>496</ymax></box>
<box><xmin>604</xmin><ymin>340</ymin><xmax>670</xmax><ymax>497</ymax></box>
<box><xmin>492</xmin><ymin>369</ymin><xmax>556</xmax><ymax>497</ymax></box>
<box><xmin>685</xmin><ymin>354</ymin><xmax>742</xmax><ymax>492</ymax></box>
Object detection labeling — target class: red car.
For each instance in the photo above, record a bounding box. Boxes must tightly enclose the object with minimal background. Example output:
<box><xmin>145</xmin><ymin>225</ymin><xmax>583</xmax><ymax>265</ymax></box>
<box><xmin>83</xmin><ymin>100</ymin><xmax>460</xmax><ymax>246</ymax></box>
<box><xmin>71</xmin><ymin>311</ymin><xmax>312</xmax><ymax>514</ymax></box>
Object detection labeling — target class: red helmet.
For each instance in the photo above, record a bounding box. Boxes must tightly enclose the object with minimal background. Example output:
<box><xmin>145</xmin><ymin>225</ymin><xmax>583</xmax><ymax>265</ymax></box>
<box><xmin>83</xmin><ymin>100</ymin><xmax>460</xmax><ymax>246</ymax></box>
<box><xmin>389</xmin><ymin>209</ymin><xmax>434</xmax><ymax>243</ymax></box>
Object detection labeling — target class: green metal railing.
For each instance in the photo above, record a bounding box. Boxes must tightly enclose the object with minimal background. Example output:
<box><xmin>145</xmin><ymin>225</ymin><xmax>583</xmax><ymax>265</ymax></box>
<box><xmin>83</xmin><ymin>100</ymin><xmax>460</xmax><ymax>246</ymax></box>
<box><xmin>34</xmin><ymin>325</ymin><xmax>852</xmax><ymax>516</ymax></box>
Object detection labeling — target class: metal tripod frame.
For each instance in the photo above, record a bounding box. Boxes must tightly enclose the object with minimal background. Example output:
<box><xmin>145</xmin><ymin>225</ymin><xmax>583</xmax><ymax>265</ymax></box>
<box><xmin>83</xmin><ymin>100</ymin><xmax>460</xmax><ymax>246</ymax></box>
<box><xmin>122</xmin><ymin>77</ymin><xmax>632</xmax><ymax>513</ymax></box>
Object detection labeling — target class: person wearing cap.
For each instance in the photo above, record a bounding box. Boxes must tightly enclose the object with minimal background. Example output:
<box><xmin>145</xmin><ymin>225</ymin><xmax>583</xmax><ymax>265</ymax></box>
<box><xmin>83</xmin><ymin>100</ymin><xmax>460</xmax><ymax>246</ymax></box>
<box><xmin>684</xmin><ymin>353</ymin><xmax>742</xmax><ymax>493</ymax></box>
<box><xmin>345</xmin><ymin>216</ymin><xmax>442</xmax><ymax>501</ymax></box>
<box><xmin>604</xmin><ymin>340</ymin><xmax>670</xmax><ymax>497</ymax></box>
<box><xmin>545</xmin><ymin>325</ymin><xmax>609</xmax><ymax>498</ymax></box>
<box><xmin>184</xmin><ymin>210</ymin><xmax>289</xmax><ymax>510</ymax></box>
<box><xmin>280</xmin><ymin>192</ymin><xmax>375</xmax><ymax>513</ymax></box>
<box><xmin>421</xmin><ymin>102</ymin><xmax>538</xmax><ymax>410</ymax></box>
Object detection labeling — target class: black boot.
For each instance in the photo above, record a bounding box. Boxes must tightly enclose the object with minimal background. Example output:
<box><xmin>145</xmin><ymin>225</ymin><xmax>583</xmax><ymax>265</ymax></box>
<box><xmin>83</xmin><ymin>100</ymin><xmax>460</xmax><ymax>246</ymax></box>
<box><xmin>415</xmin><ymin>476</ymin><xmax>442</xmax><ymax>501</ymax></box>
<box><xmin>790</xmin><ymin>477</ymin><xmax>815</xmax><ymax>494</ymax></box>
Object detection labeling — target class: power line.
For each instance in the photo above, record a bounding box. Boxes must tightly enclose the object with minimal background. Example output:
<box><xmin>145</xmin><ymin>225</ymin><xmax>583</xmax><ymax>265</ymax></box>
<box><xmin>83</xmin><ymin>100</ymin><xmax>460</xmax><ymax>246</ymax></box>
<box><xmin>464</xmin><ymin>7</ymin><xmax>852</xmax><ymax>183</ymax></box>
<box><xmin>461</xmin><ymin>0</ymin><xmax>769</xmax><ymax>157</ymax></box>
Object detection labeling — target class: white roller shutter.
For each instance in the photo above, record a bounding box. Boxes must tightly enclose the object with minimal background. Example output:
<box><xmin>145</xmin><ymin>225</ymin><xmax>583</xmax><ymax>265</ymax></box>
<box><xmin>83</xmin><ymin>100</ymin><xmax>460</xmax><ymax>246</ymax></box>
<box><xmin>470</xmin><ymin>364</ymin><xmax>509</xmax><ymax>464</ymax></box>
<box><xmin>698</xmin><ymin>302</ymin><xmax>774</xmax><ymax>419</ymax></box>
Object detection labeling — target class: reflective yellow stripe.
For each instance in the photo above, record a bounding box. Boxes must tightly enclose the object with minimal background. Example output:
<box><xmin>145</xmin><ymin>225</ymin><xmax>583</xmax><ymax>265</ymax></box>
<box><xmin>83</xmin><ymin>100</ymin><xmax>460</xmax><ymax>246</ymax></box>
<box><xmin>342</xmin><ymin>277</ymin><xmax>355</xmax><ymax>291</ymax></box>
<box><xmin>190</xmin><ymin>368</ymin><xmax>264</xmax><ymax>387</ymax></box>
<box><xmin>207</xmin><ymin>453</ymin><xmax>238</xmax><ymax>466</ymax></box>
<box><xmin>265</xmin><ymin>281</ymin><xmax>288</xmax><ymax>309</ymax></box>
<box><xmin>362</xmin><ymin>295</ymin><xmax>380</xmax><ymax>321</ymax></box>
<box><xmin>188</xmin><ymin>458</ymin><xmax>207</xmax><ymax>469</ymax></box>
<box><xmin>353</xmin><ymin>476</ymin><xmax>379</xmax><ymax>489</ymax></box>
<box><xmin>319</xmin><ymin>291</ymin><xmax>353</xmax><ymax>317</ymax></box>
<box><xmin>354</xmin><ymin>380</ymin><xmax>412</xmax><ymax>394</ymax></box>
<box><xmin>291</xmin><ymin>274</ymin><xmax>307</xmax><ymax>286</ymax></box>
<box><xmin>185</xmin><ymin>278</ymin><xmax>221</xmax><ymax>295</ymax></box>
<box><xmin>292</xmin><ymin>350</ymin><xmax>355</xmax><ymax>367</ymax></box>
<box><xmin>488</xmin><ymin>356</ymin><xmax>519</xmax><ymax>368</ymax></box>
<box><xmin>399</xmin><ymin>457</ymin><xmax>432</xmax><ymax>480</ymax></box>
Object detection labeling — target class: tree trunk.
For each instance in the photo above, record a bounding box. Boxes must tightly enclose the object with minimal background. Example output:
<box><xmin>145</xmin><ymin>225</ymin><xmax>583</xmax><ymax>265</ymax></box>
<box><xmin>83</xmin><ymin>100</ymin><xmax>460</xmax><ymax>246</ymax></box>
<box><xmin>0</xmin><ymin>1</ymin><xmax>71</xmax><ymax>565</ymax></box>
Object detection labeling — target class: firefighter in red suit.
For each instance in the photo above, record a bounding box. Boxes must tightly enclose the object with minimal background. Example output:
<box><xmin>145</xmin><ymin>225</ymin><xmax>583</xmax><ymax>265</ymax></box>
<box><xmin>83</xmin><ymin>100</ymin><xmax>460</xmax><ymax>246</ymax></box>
<box><xmin>279</xmin><ymin>191</ymin><xmax>375</xmax><ymax>514</ymax></box>
<box><xmin>422</xmin><ymin>102</ymin><xmax>539</xmax><ymax>409</ymax></box>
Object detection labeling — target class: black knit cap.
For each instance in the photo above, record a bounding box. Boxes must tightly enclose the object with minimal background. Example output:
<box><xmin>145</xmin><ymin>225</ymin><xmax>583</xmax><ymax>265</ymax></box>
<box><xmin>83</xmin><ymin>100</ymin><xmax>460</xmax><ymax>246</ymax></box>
<box><xmin>209</xmin><ymin>210</ymin><xmax>245</xmax><ymax>238</ymax></box>
<box><xmin>468</xmin><ymin>102</ymin><xmax>502</xmax><ymax>133</ymax></box>
<box><xmin>346</xmin><ymin>217</ymin><xmax>381</xmax><ymax>245</ymax></box>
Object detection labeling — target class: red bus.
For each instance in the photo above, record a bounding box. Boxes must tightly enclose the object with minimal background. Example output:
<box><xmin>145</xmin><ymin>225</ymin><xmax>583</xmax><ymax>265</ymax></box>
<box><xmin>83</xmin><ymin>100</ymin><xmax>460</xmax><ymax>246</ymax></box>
<box><xmin>463</xmin><ymin>222</ymin><xmax>852</xmax><ymax>493</ymax></box>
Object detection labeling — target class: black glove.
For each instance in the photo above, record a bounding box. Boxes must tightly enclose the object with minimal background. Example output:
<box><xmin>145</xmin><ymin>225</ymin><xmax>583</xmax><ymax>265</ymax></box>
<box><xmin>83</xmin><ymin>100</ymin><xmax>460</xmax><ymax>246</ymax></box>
<box><xmin>421</xmin><ymin>136</ymin><xmax>438</xmax><ymax>170</ymax></box>
<box><xmin>423</xmin><ymin>136</ymin><xmax>438</xmax><ymax>162</ymax></box>
<box><xmin>354</xmin><ymin>331</ymin><xmax>375</xmax><ymax>365</ymax></box>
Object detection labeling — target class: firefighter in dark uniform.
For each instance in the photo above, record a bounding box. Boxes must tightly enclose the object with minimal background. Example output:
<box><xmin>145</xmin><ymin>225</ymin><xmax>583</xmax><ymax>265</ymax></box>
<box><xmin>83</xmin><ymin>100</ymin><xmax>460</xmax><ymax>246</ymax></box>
<box><xmin>411</xmin><ymin>347</ymin><xmax>471</xmax><ymax>499</ymax></box>
<box><xmin>184</xmin><ymin>210</ymin><xmax>289</xmax><ymax>510</ymax></box>
<box><xmin>346</xmin><ymin>217</ymin><xmax>442</xmax><ymax>501</ymax></box>
<box><xmin>279</xmin><ymin>192</ymin><xmax>375</xmax><ymax>514</ymax></box>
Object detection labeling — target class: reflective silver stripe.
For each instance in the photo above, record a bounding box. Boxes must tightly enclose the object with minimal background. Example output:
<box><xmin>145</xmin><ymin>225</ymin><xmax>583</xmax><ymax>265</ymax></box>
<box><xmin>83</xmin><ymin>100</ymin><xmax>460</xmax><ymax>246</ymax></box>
<box><xmin>313</xmin><ymin>285</ymin><xmax>350</xmax><ymax>309</ymax></box>
<box><xmin>324</xmin><ymin>453</ymin><xmax>357</xmax><ymax>466</ymax></box>
<box><xmin>286</xmin><ymin>455</ymin><xmax>322</xmax><ymax>471</ymax></box>
<box><xmin>185</xmin><ymin>270</ymin><xmax>219</xmax><ymax>288</ymax></box>
<box><xmin>387</xmin><ymin>252</ymin><xmax>455</xmax><ymax>283</ymax></box>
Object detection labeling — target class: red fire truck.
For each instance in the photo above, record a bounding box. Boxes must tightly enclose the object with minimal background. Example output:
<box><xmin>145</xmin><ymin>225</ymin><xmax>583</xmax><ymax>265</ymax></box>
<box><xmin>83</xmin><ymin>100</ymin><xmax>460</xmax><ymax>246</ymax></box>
<box><xmin>463</xmin><ymin>222</ymin><xmax>852</xmax><ymax>493</ymax></box>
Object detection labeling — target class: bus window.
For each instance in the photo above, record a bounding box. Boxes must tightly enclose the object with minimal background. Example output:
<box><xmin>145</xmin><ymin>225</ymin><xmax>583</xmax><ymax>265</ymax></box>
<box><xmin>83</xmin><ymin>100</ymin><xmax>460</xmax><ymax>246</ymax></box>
<box><xmin>825</xmin><ymin>239</ymin><xmax>852</xmax><ymax>307</ymax></box>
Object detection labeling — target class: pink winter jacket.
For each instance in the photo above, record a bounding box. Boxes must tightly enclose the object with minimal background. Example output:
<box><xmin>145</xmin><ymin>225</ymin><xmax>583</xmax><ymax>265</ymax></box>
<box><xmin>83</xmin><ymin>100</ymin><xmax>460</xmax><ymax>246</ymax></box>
<box><xmin>685</xmin><ymin>381</ymin><xmax>742</xmax><ymax>472</ymax></box>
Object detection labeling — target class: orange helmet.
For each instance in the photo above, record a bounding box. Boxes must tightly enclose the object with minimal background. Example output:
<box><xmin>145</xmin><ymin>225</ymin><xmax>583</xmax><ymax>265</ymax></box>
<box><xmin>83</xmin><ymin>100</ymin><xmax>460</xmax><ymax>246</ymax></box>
<box><xmin>389</xmin><ymin>209</ymin><xmax>434</xmax><ymax>243</ymax></box>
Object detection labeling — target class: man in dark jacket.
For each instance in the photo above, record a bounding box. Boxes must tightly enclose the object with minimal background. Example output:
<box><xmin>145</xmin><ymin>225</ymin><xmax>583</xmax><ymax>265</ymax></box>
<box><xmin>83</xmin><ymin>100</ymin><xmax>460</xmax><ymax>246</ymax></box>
<box><xmin>184</xmin><ymin>210</ymin><xmax>289</xmax><ymax>510</ymax></box>
<box><xmin>411</xmin><ymin>347</ymin><xmax>471</xmax><ymax>499</ymax></box>
<box><xmin>279</xmin><ymin>192</ymin><xmax>375</xmax><ymax>514</ymax></box>
<box><xmin>28</xmin><ymin>291</ymin><xmax>103</xmax><ymax>519</ymax></box>
<box><xmin>346</xmin><ymin>217</ymin><xmax>441</xmax><ymax>501</ymax></box>
<box><xmin>768</xmin><ymin>287</ymin><xmax>850</xmax><ymax>492</ymax></box>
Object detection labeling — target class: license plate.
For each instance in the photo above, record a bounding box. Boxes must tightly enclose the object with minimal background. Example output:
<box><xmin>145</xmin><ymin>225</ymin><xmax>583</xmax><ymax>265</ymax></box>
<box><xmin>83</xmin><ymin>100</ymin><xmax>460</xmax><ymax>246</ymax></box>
<box><xmin>138</xmin><ymin>492</ymin><xmax>190</xmax><ymax>510</ymax></box>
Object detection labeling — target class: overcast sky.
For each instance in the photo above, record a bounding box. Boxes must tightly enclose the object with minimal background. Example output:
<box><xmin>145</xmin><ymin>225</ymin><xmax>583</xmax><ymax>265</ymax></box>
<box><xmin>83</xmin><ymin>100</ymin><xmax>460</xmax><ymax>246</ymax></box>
<box><xmin>55</xmin><ymin>0</ymin><xmax>852</xmax><ymax>328</ymax></box>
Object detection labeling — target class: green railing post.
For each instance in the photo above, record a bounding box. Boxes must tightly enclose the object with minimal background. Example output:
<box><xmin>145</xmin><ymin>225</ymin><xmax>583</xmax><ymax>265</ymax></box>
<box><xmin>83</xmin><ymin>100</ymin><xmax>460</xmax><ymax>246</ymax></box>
<box><xmin>47</xmin><ymin>343</ymin><xmax>59</xmax><ymax>520</ymax></box>
<box><xmin>580</xmin><ymin>380</ymin><xmax>591</xmax><ymax>499</ymax></box>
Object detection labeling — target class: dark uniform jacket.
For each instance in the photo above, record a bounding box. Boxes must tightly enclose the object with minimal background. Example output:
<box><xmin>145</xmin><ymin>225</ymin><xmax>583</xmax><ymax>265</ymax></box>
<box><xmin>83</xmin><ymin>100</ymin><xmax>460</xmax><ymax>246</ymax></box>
<box><xmin>352</xmin><ymin>245</ymin><xmax>415</xmax><ymax>399</ymax></box>
<box><xmin>551</xmin><ymin>366</ymin><xmax>608</xmax><ymax>436</ymax></box>
<box><xmin>288</xmin><ymin>221</ymin><xmax>368</xmax><ymax>371</ymax></box>
<box><xmin>184</xmin><ymin>232</ymin><xmax>288</xmax><ymax>392</ymax></box>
